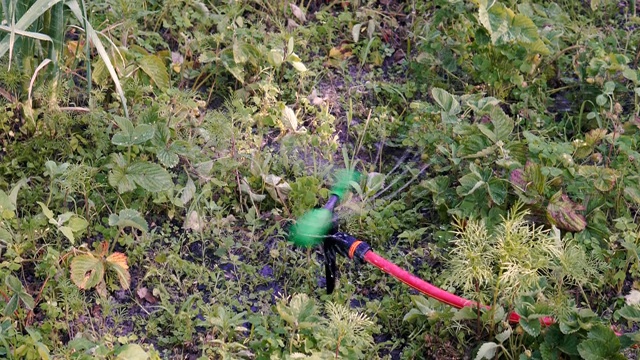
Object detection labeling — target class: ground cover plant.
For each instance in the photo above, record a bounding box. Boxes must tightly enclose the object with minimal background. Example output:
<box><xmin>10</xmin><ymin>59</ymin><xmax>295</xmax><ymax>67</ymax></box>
<box><xmin>2</xmin><ymin>0</ymin><xmax>640</xmax><ymax>358</ymax></box>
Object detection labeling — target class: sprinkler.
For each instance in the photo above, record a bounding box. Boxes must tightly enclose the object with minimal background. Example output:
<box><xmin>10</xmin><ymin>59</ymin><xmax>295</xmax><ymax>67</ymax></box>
<box><xmin>288</xmin><ymin>169</ymin><xmax>553</xmax><ymax>326</ymax></box>
<box><xmin>287</xmin><ymin>169</ymin><xmax>637</xmax><ymax>342</ymax></box>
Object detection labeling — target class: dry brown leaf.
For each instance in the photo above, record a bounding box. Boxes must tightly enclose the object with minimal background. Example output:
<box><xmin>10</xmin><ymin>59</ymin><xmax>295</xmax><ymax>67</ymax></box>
<box><xmin>289</xmin><ymin>3</ymin><xmax>306</xmax><ymax>23</ymax></box>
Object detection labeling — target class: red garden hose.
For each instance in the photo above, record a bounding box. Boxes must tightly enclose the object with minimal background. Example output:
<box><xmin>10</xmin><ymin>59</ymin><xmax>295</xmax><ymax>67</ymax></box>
<box><xmin>360</xmin><ymin>249</ymin><xmax>555</xmax><ymax>326</ymax></box>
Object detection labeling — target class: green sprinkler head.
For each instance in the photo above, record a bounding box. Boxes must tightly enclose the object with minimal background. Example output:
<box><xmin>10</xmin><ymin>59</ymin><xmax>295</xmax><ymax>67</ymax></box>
<box><xmin>288</xmin><ymin>208</ymin><xmax>333</xmax><ymax>248</ymax></box>
<box><xmin>288</xmin><ymin>170</ymin><xmax>360</xmax><ymax>248</ymax></box>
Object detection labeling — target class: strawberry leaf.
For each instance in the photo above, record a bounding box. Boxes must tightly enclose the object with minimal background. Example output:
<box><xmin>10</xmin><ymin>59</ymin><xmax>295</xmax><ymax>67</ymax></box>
<box><xmin>70</xmin><ymin>254</ymin><xmax>105</xmax><ymax>290</ymax></box>
<box><xmin>106</xmin><ymin>252</ymin><xmax>131</xmax><ymax>290</ymax></box>
<box><xmin>546</xmin><ymin>192</ymin><xmax>587</xmax><ymax>232</ymax></box>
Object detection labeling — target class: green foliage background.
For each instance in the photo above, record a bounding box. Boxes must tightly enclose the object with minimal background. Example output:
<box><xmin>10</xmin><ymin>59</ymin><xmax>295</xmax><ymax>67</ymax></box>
<box><xmin>1</xmin><ymin>0</ymin><xmax>640</xmax><ymax>358</ymax></box>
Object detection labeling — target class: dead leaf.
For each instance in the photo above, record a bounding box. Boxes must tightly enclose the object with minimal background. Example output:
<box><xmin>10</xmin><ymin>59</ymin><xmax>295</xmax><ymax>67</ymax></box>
<box><xmin>171</xmin><ymin>51</ymin><xmax>184</xmax><ymax>73</ymax></box>
<box><xmin>546</xmin><ymin>192</ymin><xmax>587</xmax><ymax>232</ymax></box>
<box><xmin>137</xmin><ymin>287</ymin><xmax>147</xmax><ymax>299</ymax></box>
<box><xmin>137</xmin><ymin>287</ymin><xmax>158</xmax><ymax>304</ymax></box>
<box><xmin>184</xmin><ymin>210</ymin><xmax>205</xmax><ymax>231</ymax></box>
<box><xmin>282</xmin><ymin>105</ymin><xmax>298</xmax><ymax>131</ymax></box>
<box><xmin>328</xmin><ymin>45</ymin><xmax>352</xmax><ymax>60</ymax></box>
<box><xmin>106</xmin><ymin>252</ymin><xmax>131</xmax><ymax>290</ymax></box>
<box><xmin>289</xmin><ymin>3</ymin><xmax>306</xmax><ymax>23</ymax></box>
<box><xmin>393</xmin><ymin>49</ymin><xmax>405</xmax><ymax>62</ymax></box>
<box><xmin>308</xmin><ymin>89</ymin><xmax>326</xmax><ymax>107</ymax></box>
<box><xmin>287</xmin><ymin>18</ymin><xmax>299</xmax><ymax>30</ymax></box>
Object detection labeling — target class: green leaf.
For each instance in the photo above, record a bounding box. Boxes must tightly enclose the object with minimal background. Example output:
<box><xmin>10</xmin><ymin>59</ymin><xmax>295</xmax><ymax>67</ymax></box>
<box><xmin>239</xmin><ymin>179</ymin><xmax>266</xmax><ymax>202</ymax></box>
<box><xmin>619</xmin><ymin>332</ymin><xmax>640</xmax><ymax>349</ymax></box>
<box><xmin>8</xmin><ymin>178</ymin><xmax>27</xmax><ymax>208</ymax></box>
<box><xmin>577</xmin><ymin>339</ymin><xmax>624</xmax><ymax>360</ymax></box>
<box><xmin>489</xmin><ymin>106</ymin><xmax>514</xmax><ymax>142</ymax></box>
<box><xmin>0</xmin><ymin>0</ymin><xmax>64</xmax><ymax>58</ymax></box>
<box><xmin>109</xmin><ymin>164</ymin><xmax>136</xmax><ymax>194</ymax></box>
<box><xmin>495</xmin><ymin>328</ymin><xmax>511</xmax><ymax>343</ymax></box>
<box><xmin>458</xmin><ymin>135</ymin><xmax>493</xmax><ymax>158</ymax></box>
<box><xmin>127</xmin><ymin>161</ymin><xmax>173</xmax><ymax>192</ymax></box>
<box><xmin>116</xmin><ymin>344</ymin><xmax>149</xmax><ymax>360</ymax></box>
<box><xmin>70</xmin><ymin>254</ymin><xmax>105</xmax><ymax>290</ymax></box>
<box><xmin>527</xmin><ymin>39</ymin><xmax>550</xmax><ymax>55</ymax></box>
<box><xmin>475</xmin><ymin>0</ymin><xmax>549</xmax><ymax>54</ymax></box>
<box><xmin>5</xmin><ymin>275</ymin><xmax>23</xmax><ymax>294</ymax></box>
<box><xmin>457</xmin><ymin>172</ymin><xmax>484</xmax><ymax>196</ymax></box>
<box><xmin>510</xmin><ymin>14</ymin><xmax>538</xmax><ymax>43</ymax></box>
<box><xmin>477</xmin><ymin>0</ymin><xmax>510</xmax><ymax>44</ymax></box>
<box><xmin>112</xmin><ymin>116</ymin><xmax>154</xmax><ymax>146</ymax></box>
<box><xmin>289</xmin><ymin>59</ymin><xmax>307</xmax><ymax>72</ymax></box>
<box><xmin>131</xmin><ymin>124</ymin><xmax>155</xmax><ymax>145</ymax></box>
<box><xmin>432</xmin><ymin>87</ymin><xmax>460</xmax><ymax>114</ymax></box>
<box><xmin>3</xmin><ymin>295</ymin><xmax>18</xmax><ymax>316</ymax></box>
<box><xmin>139</xmin><ymin>54</ymin><xmax>170</xmax><ymax>90</ymax></box>
<box><xmin>113</xmin><ymin>116</ymin><xmax>134</xmax><ymax>140</ymax></box>
<box><xmin>477</xmin><ymin>123</ymin><xmax>497</xmax><ymax>143</ymax></box>
<box><xmin>59</xmin><ymin>226</ymin><xmax>75</xmax><ymax>243</ymax></box>
<box><xmin>35</xmin><ymin>342</ymin><xmax>50</xmax><ymax>360</ymax></box>
<box><xmin>0</xmin><ymin>227</ymin><xmax>12</xmax><ymax>243</ymax></box>
<box><xmin>221</xmin><ymin>48</ymin><xmax>245</xmax><ymax>83</ymax></box>
<box><xmin>276</xmin><ymin>294</ymin><xmax>318</xmax><ymax>329</ymax></box>
<box><xmin>487</xmin><ymin>178</ymin><xmax>507</xmax><ymax>205</ymax></box>
<box><xmin>519</xmin><ymin>317</ymin><xmax>541</xmax><ymax>336</ymax></box>
<box><xmin>587</xmin><ymin>324</ymin><xmax>620</xmax><ymax>348</ymax></box>
<box><xmin>267</xmin><ymin>49</ymin><xmax>284</xmax><ymax>67</ymax></box>
<box><xmin>624</xmin><ymin>186</ymin><xmax>640</xmax><ymax>204</ymax></box>
<box><xmin>453</xmin><ymin>306</ymin><xmax>478</xmax><ymax>320</ymax></box>
<box><xmin>108</xmin><ymin>209</ymin><xmax>149</xmax><ymax>233</ymax></box>
<box><xmin>17</xmin><ymin>288</ymin><xmax>36</xmax><ymax>310</ymax></box>
<box><xmin>153</xmin><ymin>125</ymin><xmax>180</xmax><ymax>168</ymax></box>
<box><xmin>365</xmin><ymin>172</ymin><xmax>385</xmax><ymax>195</ymax></box>
<box><xmin>539</xmin><ymin>342</ymin><xmax>560</xmax><ymax>360</ymax></box>
<box><xmin>233</xmin><ymin>40</ymin><xmax>249</xmax><ymax>64</ymax></box>
<box><xmin>68</xmin><ymin>217</ymin><xmax>88</xmax><ymax>233</ymax></box>
<box><xmin>152</xmin><ymin>123</ymin><xmax>170</xmax><ymax>146</ymax></box>
<box><xmin>475</xmin><ymin>342</ymin><xmax>498</xmax><ymax>360</ymax></box>
<box><xmin>37</xmin><ymin>201</ymin><xmax>54</xmax><ymax>220</ymax></box>
<box><xmin>623</xmin><ymin>68</ymin><xmax>638</xmax><ymax>83</ymax></box>
<box><xmin>156</xmin><ymin>148</ymin><xmax>179</xmax><ymax>168</ymax></box>
<box><xmin>352</xmin><ymin>23</ymin><xmax>363</xmax><ymax>43</ymax></box>
<box><xmin>617</xmin><ymin>305</ymin><xmax>640</xmax><ymax>322</ymax></box>
<box><xmin>577</xmin><ymin>166</ymin><xmax>618</xmax><ymax>192</ymax></box>
<box><xmin>180</xmin><ymin>177</ymin><xmax>196</xmax><ymax>205</ymax></box>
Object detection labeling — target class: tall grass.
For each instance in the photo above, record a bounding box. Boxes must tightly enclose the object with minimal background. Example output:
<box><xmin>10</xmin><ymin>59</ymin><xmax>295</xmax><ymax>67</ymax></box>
<box><xmin>0</xmin><ymin>0</ymin><xmax>129</xmax><ymax>117</ymax></box>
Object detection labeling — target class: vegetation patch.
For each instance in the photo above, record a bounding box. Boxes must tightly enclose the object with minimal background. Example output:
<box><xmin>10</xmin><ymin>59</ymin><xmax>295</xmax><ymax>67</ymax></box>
<box><xmin>1</xmin><ymin>0</ymin><xmax>640</xmax><ymax>359</ymax></box>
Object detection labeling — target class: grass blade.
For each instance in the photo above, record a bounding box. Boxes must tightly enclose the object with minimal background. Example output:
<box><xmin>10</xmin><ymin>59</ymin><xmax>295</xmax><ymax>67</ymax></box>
<box><xmin>0</xmin><ymin>0</ymin><xmax>62</xmax><ymax>58</ymax></box>
<box><xmin>66</xmin><ymin>0</ymin><xmax>128</xmax><ymax>118</ymax></box>
<box><xmin>0</xmin><ymin>24</ymin><xmax>52</xmax><ymax>41</ymax></box>
<box><xmin>43</xmin><ymin>1</ymin><xmax>63</xmax><ymax>104</ymax></box>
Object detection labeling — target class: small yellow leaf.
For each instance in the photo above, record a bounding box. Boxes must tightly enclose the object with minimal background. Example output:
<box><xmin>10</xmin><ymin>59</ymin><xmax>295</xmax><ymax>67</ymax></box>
<box><xmin>328</xmin><ymin>45</ymin><xmax>352</xmax><ymax>60</ymax></box>
<box><xmin>282</xmin><ymin>105</ymin><xmax>298</xmax><ymax>131</ymax></box>
<box><xmin>106</xmin><ymin>252</ymin><xmax>131</xmax><ymax>290</ymax></box>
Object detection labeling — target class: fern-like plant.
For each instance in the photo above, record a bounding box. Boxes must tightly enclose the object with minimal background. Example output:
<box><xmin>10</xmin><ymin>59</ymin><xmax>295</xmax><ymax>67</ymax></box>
<box><xmin>445</xmin><ymin>202</ymin><xmax>564</xmax><ymax>306</ymax></box>
<box><xmin>319</xmin><ymin>301</ymin><xmax>376</xmax><ymax>359</ymax></box>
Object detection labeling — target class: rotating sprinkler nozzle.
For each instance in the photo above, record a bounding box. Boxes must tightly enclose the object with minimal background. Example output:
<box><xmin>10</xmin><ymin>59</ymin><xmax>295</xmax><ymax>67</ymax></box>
<box><xmin>288</xmin><ymin>170</ymin><xmax>360</xmax><ymax>248</ymax></box>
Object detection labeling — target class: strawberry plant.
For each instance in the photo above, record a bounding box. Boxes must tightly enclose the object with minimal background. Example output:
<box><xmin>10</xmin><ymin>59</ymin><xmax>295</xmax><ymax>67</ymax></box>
<box><xmin>69</xmin><ymin>241</ymin><xmax>130</xmax><ymax>298</ymax></box>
